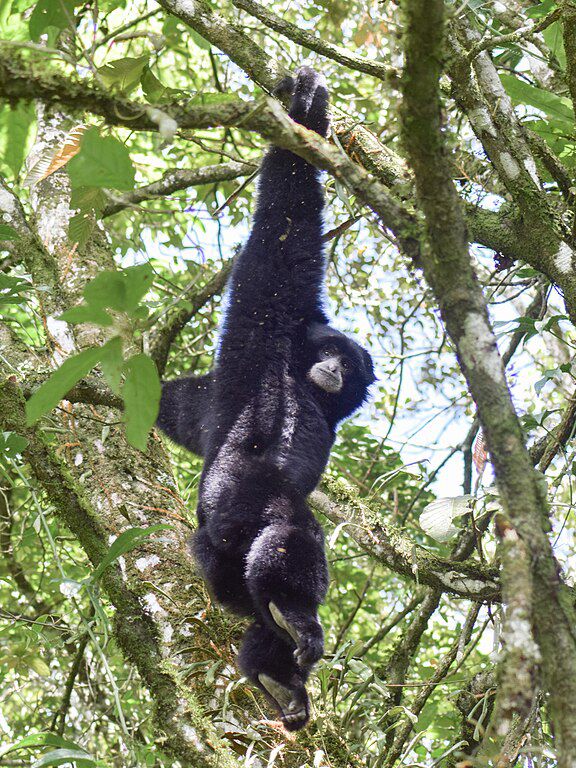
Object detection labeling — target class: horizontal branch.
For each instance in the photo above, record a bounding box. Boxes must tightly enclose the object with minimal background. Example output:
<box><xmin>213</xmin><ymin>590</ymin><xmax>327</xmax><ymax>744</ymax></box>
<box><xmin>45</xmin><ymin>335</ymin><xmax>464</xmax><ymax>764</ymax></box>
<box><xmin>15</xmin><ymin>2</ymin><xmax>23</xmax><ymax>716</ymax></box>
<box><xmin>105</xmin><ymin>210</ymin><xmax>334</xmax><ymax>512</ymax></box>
<box><xmin>102</xmin><ymin>161</ymin><xmax>256</xmax><ymax>217</ymax></box>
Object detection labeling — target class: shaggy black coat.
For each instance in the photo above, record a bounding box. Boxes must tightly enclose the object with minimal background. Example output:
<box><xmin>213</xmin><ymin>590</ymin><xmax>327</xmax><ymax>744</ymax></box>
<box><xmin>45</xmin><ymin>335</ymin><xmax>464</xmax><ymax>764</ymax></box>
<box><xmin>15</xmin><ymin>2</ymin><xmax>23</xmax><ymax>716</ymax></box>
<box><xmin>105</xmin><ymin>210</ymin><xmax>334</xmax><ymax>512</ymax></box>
<box><xmin>157</xmin><ymin>67</ymin><xmax>375</xmax><ymax>730</ymax></box>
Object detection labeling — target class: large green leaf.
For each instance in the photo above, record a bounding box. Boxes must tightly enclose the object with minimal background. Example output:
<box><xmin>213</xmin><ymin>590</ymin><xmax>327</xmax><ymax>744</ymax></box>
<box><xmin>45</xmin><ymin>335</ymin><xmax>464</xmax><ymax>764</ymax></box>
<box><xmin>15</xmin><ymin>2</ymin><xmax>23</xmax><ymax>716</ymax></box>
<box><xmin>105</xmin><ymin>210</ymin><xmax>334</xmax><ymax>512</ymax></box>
<box><xmin>25</xmin><ymin>346</ymin><xmax>103</xmax><ymax>424</ymax></box>
<box><xmin>59</xmin><ymin>304</ymin><xmax>114</xmax><ymax>327</ymax></box>
<box><xmin>99</xmin><ymin>336</ymin><xmax>124</xmax><ymax>394</ymax></box>
<box><xmin>500</xmin><ymin>74</ymin><xmax>573</xmax><ymax>126</ymax></box>
<box><xmin>67</xmin><ymin>127</ymin><xmax>135</xmax><ymax>191</ymax></box>
<box><xmin>123</xmin><ymin>263</ymin><xmax>154</xmax><ymax>312</ymax></box>
<box><xmin>31</xmin><ymin>748</ymin><xmax>97</xmax><ymax>767</ymax></box>
<box><xmin>122</xmin><ymin>353</ymin><xmax>161</xmax><ymax>451</ymax></box>
<box><xmin>83</xmin><ymin>270</ymin><xmax>127</xmax><ymax>312</ymax></box>
<box><xmin>3</xmin><ymin>101</ymin><xmax>34</xmax><ymax>176</ymax></box>
<box><xmin>66</xmin><ymin>264</ymin><xmax>153</xmax><ymax>319</ymax></box>
<box><xmin>98</xmin><ymin>55</ymin><xmax>149</xmax><ymax>93</ymax></box>
<box><xmin>29</xmin><ymin>0</ymin><xmax>76</xmax><ymax>40</ymax></box>
<box><xmin>91</xmin><ymin>524</ymin><xmax>172</xmax><ymax>582</ymax></box>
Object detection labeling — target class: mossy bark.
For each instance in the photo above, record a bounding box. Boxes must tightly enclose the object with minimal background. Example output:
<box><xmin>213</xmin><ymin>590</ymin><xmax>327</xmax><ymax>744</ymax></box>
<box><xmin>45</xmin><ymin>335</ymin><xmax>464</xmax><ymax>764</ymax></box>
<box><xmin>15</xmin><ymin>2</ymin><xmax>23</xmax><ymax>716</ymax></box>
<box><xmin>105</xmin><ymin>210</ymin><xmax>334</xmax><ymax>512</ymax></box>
<box><xmin>400</xmin><ymin>0</ymin><xmax>576</xmax><ymax>764</ymax></box>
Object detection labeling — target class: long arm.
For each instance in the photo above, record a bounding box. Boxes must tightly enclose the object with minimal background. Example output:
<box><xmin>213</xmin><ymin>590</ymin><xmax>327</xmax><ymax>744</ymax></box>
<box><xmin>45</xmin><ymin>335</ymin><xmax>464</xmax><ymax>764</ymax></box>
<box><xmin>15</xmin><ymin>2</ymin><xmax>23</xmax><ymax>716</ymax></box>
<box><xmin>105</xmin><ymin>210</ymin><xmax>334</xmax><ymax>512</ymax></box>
<box><xmin>219</xmin><ymin>68</ymin><xmax>330</xmax><ymax>357</ymax></box>
<box><xmin>156</xmin><ymin>374</ymin><xmax>214</xmax><ymax>455</ymax></box>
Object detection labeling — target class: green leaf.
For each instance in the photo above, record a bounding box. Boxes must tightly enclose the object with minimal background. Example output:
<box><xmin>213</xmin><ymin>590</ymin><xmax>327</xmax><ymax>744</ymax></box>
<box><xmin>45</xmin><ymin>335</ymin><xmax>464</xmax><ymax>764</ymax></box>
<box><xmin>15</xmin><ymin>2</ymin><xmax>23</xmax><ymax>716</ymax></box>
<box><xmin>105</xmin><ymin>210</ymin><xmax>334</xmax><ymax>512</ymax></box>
<box><xmin>59</xmin><ymin>305</ymin><xmax>114</xmax><ymax>326</ymax></box>
<box><xmin>543</xmin><ymin>22</ymin><xmax>566</xmax><ymax>70</ymax></box>
<box><xmin>67</xmin><ymin>127</ymin><xmax>135</xmax><ymax>191</ymax></box>
<box><xmin>0</xmin><ymin>431</ymin><xmax>28</xmax><ymax>467</ymax></box>
<box><xmin>83</xmin><ymin>270</ymin><xmax>127</xmax><ymax>311</ymax></box>
<box><xmin>0</xmin><ymin>431</ymin><xmax>28</xmax><ymax>456</ymax></box>
<box><xmin>98</xmin><ymin>55</ymin><xmax>149</xmax><ymax>93</ymax></box>
<box><xmin>0</xmin><ymin>274</ymin><xmax>29</xmax><ymax>308</ymax></box>
<box><xmin>500</xmin><ymin>74</ymin><xmax>573</xmax><ymax>125</ymax></box>
<box><xmin>29</xmin><ymin>0</ymin><xmax>76</xmax><ymax>40</ymax></box>
<box><xmin>189</xmin><ymin>29</ymin><xmax>211</xmax><ymax>50</ymax></box>
<box><xmin>99</xmin><ymin>336</ymin><xmax>124</xmax><ymax>393</ymax></box>
<box><xmin>3</xmin><ymin>101</ymin><xmax>34</xmax><ymax>176</ymax></box>
<box><xmin>25</xmin><ymin>346</ymin><xmax>103</xmax><ymax>424</ymax></box>
<box><xmin>141</xmin><ymin>66</ymin><xmax>176</xmax><ymax>103</ymax></box>
<box><xmin>122</xmin><ymin>353</ymin><xmax>161</xmax><ymax>450</ymax></box>
<box><xmin>0</xmin><ymin>733</ymin><xmax>84</xmax><ymax>758</ymax></box>
<box><xmin>28</xmin><ymin>656</ymin><xmax>50</xmax><ymax>676</ymax></box>
<box><xmin>91</xmin><ymin>523</ymin><xmax>172</xmax><ymax>582</ymax></box>
<box><xmin>526</xmin><ymin>0</ymin><xmax>557</xmax><ymax>18</ymax></box>
<box><xmin>68</xmin><ymin>212</ymin><xmax>94</xmax><ymax>249</ymax></box>
<box><xmin>70</xmin><ymin>186</ymin><xmax>107</xmax><ymax>212</ymax></box>
<box><xmin>31</xmin><ymin>748</ymin><xmax>97</xmax><ymax>768</ymax></box>
<box><xmin>0</xmin><ymin>223</ymin><xmax>19</xmax><ymax>240</ymax></box>
<box><xmin>123</xmin><ymin>263</ymin><xmax>154</xmax><ymax>312</ymax></box>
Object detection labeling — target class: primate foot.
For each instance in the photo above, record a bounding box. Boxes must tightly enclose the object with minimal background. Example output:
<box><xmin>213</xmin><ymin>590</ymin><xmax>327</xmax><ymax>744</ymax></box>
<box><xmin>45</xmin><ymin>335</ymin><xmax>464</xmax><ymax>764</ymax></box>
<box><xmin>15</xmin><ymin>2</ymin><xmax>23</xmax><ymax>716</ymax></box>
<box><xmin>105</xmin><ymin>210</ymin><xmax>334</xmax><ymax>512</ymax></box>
<box><xmin>269</xmin><ymin>602</ymin><xmax>324</xmax><ymax>668</ymax></box>
<box><xmin>258</xmin><ymin>673</ymin><xmax>309</xmax><ymax>731</ymax></box>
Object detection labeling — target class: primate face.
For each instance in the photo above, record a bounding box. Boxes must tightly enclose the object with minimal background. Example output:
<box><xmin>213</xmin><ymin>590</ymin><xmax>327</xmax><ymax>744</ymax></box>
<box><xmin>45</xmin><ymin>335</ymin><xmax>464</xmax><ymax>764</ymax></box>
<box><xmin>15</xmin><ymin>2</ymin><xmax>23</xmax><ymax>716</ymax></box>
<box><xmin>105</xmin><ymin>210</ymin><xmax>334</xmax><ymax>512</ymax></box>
<box><xmin>307</xmin><ymin>344</ymin><xmax>351</xmax><ymax>393</ymax></box>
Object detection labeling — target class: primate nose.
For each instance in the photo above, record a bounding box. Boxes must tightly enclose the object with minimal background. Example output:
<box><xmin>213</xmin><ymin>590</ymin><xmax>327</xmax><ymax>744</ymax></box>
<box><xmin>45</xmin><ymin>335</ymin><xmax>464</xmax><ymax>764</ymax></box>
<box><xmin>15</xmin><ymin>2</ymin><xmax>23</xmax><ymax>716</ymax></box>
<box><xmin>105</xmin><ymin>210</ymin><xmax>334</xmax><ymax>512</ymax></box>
<box><xmin>327</xmin><ymin>360</ymin><xmax>338</xmax><ymax>372</ymax></box>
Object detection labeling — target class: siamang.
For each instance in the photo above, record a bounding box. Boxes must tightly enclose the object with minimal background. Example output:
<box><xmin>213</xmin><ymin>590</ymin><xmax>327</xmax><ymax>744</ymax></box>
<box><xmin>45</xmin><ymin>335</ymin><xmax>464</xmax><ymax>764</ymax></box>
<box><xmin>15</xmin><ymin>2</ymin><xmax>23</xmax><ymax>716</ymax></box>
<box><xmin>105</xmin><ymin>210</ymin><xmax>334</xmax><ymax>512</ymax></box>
<box><xmin>157</xmin><ymin>67</ymin><xmax>375</xmax><ymax>730</ymax></box>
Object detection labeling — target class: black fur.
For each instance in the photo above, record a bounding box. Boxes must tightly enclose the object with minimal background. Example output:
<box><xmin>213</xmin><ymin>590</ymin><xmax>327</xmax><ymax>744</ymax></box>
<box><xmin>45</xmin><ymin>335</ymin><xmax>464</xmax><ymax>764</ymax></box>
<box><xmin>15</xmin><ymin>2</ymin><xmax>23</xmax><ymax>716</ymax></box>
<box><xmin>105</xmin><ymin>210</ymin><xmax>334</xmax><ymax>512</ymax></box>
<box><xmin>157</xmin><ymin>67</ymin><xmax>375</xmax><ymax>730</ymax></box>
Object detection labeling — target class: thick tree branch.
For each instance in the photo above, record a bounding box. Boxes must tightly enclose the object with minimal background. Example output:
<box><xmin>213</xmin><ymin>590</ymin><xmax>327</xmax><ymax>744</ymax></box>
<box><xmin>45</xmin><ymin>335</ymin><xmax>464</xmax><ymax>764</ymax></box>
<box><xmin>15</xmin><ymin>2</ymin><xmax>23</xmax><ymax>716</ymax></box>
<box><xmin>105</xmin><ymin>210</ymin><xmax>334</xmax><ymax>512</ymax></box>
<box><xmin>447</xmin><ymin>19</ymin><xmax>576</xmax><ymax>323</ymax></box>
<box><xmin>400</xmin><ymin>1</ymin><xmax>576</xmax><ymax>763</ymax></box>
<box><xmin>155</xmin><ymin>0</ymin><xmax>286</xmax><ymax>89</ymax></box>
<box><xmin>480</xmin><ymin>517</ymin><xmax>539</xmax><ymax>757</ymax></box>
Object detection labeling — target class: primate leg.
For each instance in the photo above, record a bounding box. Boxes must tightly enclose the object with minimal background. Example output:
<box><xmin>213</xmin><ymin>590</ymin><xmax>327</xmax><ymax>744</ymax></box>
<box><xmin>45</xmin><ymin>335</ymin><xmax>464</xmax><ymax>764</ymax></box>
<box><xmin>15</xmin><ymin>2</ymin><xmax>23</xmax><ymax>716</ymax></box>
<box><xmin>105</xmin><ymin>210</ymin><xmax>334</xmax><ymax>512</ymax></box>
<box><xmin>245</xmin><ymin>517</ymin><xmax>329</xmax><ymax>668</ymax></box>
<box><xmin>238</xmin><ymin>621</ymin><xmax>310</xmax><ymax>731</ymax></box>
<box><xmin>192</xmin><ymin>526</ymin><xmax>254</xmax><ymax>615</ymax></box>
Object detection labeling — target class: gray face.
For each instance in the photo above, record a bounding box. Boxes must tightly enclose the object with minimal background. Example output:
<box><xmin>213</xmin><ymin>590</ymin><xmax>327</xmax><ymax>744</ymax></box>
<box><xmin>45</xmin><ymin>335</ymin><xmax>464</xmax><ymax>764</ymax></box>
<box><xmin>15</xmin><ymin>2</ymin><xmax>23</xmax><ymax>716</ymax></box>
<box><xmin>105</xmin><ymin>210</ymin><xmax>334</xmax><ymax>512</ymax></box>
<box><xmin>307</xmin><ymin>346</ymin><xmax>352</xmax><ymax>394</ymax></box>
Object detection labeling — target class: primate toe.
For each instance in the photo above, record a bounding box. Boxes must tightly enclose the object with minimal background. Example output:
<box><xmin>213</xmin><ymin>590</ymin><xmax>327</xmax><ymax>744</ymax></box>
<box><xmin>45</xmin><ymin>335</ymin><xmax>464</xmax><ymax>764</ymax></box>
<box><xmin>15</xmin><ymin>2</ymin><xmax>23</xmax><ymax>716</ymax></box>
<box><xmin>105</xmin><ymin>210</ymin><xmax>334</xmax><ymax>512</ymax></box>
<box><xmin>269</xmin><ymin>602</ymin><xmax>324</xmax><ymax>669</ymax></box>
<box><xmin>269</xmin><ymin>601</ymin><xmax>299</xmax><ymax>643</ymax></box>
<box><xmin>258</xmin><ymin>673</ymin><xmax>309</xmax><ymax>731</ymax></box>
<box><xmin>294</xmin><ymin>633</ymin><xmax>324</xmax><ymax>668</ymax></box>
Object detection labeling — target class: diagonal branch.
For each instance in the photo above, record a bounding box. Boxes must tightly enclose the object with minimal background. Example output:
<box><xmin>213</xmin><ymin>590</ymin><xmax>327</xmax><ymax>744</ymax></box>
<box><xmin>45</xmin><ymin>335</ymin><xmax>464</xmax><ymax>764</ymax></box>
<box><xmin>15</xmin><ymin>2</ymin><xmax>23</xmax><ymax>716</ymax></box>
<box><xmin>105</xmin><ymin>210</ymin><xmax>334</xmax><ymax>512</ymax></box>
<box><xmin>310</xmin><ymin>482</ymin><xmax>500</xmax><ymax>600</ymax></box>
<box><xmin>155</xmin><ymin>0</ymin><xmax>286</xmax><ymax>87</ymax></box>
<box><xmin>231</xmin><ymin>0</ymin><xmax>391</xmax><ymax>81</ymax></box>
<box><xmin>150</xmin><ymin>263</ymin><xmax>233</xmax><ymax>375</ymax></box>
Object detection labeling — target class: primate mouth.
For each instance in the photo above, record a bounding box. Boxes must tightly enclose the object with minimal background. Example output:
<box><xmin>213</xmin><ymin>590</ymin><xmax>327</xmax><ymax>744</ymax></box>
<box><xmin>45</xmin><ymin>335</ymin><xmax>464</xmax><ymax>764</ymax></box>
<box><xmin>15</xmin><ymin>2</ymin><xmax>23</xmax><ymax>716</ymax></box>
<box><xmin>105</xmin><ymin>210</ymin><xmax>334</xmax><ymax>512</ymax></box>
<box><xmin>317</xmin><ymin>371</ymin><xmax>342</xmax><ymax>393</ymax></box>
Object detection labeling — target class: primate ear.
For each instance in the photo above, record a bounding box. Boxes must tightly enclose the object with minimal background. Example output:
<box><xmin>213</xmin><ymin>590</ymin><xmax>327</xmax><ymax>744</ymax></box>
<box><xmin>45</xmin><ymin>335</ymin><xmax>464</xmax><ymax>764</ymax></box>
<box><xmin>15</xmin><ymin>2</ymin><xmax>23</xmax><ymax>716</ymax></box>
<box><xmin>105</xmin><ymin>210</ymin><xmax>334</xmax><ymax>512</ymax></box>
<box><xmin>363</xmin><ymin>349</ymin><xmax>377</xmax><ymax>384</ymax></box>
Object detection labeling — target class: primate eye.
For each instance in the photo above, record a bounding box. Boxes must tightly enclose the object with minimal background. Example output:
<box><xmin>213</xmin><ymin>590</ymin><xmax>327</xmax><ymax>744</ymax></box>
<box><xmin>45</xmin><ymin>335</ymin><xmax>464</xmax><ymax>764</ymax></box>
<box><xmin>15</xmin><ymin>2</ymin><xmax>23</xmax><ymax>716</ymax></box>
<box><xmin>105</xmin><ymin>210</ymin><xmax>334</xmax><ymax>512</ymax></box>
<box><xmin>341</xmin><ymin>358</ymin><xmax>351</xmax><ymax>371</ymax></box>
<box><xmin>321</xmin><ymin>346</ymin><xmax>337</xmax><ymax>358</ymax></box>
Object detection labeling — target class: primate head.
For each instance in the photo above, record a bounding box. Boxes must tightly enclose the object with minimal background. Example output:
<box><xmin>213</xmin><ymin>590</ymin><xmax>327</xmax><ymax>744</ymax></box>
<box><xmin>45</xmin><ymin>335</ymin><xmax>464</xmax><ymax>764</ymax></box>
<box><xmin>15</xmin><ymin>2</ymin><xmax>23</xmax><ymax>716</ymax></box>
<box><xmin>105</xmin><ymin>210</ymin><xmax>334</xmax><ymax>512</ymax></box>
<box><xmin>305</xmin><ymin>323</ymin><xmax>376</xmax><ymax>422</ymax></box>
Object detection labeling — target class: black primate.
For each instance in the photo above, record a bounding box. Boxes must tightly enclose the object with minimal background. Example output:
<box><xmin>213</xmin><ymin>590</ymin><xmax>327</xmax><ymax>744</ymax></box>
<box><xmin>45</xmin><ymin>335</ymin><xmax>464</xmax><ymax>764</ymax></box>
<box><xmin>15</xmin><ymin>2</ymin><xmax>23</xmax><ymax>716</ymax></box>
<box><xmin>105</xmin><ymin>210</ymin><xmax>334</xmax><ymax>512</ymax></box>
<box><xmin>158</xmin><ymin>68</ymin><xmax>375</xmax><ymax>730</ymax></box>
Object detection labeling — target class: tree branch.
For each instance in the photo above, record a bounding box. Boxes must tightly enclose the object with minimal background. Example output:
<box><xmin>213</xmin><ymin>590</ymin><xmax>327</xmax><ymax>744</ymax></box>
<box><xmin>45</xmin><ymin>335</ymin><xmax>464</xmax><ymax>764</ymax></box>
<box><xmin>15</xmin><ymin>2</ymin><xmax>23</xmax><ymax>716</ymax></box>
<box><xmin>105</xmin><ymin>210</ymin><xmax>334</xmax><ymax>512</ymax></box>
<box><xmin>102</xmin><ymin>161</ymin><xmax>256</xmax><ymax>217</ymax></box>
<box><xmin>231</xmin><ymin>0</ymin><xmax>392</xmax><ymax>81</ymax></box>
<box><xmin>155</xmin><ymin>0</ymin><xmax>286</xmax><ymax>87</ymax></box>
<box><xmin>310</xmin><ymin>482</ymin><xmax>500</xmax><ymax>600</ymax></box>
<box><xmin>400</xmin><ymin>0</ymin><xmax>576</xmax><ymax>762</ymax></box>
<box><xmin>150</xmin><ymin>263</ymin><xmax>233</xmax><ymax>375</ymax></box>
